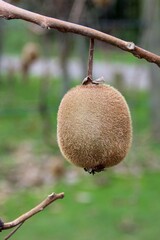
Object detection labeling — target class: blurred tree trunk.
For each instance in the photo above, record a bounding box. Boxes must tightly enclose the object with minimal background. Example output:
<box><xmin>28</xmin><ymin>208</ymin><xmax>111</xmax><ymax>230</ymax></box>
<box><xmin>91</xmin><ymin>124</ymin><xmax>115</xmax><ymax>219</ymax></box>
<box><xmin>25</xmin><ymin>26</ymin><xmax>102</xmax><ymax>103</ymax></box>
<box><xmin>57</xmin><ymin>0</ymin><xmax>87</xmax><ymax>95</ymax></box>
<box><xmin>77</xmin><ymin>36</ymin><xmax>88</xmax><ymax>80</ymax></box>
<box><xmin>0</xmin><ymin>21</ymin><xmax>4</xmax><ymax>75</ymax></box>
<box><xmin>140</xmin><ymin>0</ymin><xmax>160</xmax><ymax>142</ymax></box>
<box><xmin>69</xmin><ymin>0</ymin><xmax>88</xmax><ymax>81</ymax></box>
<box><xmin>57</xmin><ymin>32</ymin><xmax>71</xmax><ymax>95</ymax></box>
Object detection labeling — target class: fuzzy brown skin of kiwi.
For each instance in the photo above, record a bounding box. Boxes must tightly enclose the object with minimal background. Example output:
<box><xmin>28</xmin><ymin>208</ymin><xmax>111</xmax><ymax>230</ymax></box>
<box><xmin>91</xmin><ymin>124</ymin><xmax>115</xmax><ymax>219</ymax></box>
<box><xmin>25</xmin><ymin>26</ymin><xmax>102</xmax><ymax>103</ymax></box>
<box><xmin>57</xmin><ymin>83</ymin><xmax>132</xmax><ymax>170</ymax></box>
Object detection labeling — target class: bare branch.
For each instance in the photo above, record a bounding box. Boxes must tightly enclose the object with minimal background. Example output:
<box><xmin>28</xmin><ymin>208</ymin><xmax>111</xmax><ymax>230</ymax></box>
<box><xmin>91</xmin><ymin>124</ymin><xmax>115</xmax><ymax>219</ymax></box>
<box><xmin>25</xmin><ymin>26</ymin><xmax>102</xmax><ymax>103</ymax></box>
<box><xmin>1</xmin><ymin>192</ymin><xmax>64</xmax><ymax>231</ymax></box>
<box><xmin>0</xmin><ymin>0</ymin><xmax>160</xmax><ymax>67</ymax></box>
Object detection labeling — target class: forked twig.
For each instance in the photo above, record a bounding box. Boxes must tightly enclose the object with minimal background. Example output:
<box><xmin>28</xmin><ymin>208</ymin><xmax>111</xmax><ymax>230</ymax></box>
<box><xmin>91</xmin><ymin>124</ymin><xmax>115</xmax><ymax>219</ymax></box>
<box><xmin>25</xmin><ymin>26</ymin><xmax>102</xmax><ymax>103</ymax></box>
<box><xmin>4</xmin><ymin>222</ymin><xmax>24</xmax><ymax>240</ymax></box>
<box><xmin>0</xmin><ymin>192</ymin><xmax>64</xmax><ymax>239</ymax></box>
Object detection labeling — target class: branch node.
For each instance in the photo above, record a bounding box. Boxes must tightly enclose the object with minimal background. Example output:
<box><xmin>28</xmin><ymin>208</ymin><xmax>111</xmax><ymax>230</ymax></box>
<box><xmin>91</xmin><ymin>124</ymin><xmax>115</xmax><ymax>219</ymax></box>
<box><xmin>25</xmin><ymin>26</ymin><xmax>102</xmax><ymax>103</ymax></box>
<box><xmin>48</xmin><ymin>193</ymin><xmax>56</xmax><ymax>198</ymax></box>
<box><xmin>126</xmin><ymin>42</ymin><xmax>135</xmax><ymax>50</ymax></box>
<box><xmin>41</xmin><ymin>21</ymin><xmax>50</xmax><ymax>30</ymax></box>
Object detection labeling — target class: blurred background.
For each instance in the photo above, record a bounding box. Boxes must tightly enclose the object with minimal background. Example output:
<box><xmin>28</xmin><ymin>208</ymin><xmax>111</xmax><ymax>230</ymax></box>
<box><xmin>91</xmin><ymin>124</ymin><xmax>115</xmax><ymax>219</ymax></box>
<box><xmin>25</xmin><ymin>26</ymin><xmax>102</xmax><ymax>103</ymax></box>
<box><xmin>0</xmin><ymin>0</ymin><xmax>160</xmax><ymax>239</ymax></box>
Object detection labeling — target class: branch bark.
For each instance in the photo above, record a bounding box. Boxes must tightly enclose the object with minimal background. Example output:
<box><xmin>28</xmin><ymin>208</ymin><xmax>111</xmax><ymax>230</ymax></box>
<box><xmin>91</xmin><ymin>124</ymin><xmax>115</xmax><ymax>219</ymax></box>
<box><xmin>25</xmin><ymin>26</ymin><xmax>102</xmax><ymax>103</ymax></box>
<box><xmin>0</xmin><ymin>192</ymin><xmax>64</xmax><ymax>239</ymax></box>
<box><xmin>0</xmin><ymin>0</ymin><xmax>160</xmax><ymax>67</ymax></box>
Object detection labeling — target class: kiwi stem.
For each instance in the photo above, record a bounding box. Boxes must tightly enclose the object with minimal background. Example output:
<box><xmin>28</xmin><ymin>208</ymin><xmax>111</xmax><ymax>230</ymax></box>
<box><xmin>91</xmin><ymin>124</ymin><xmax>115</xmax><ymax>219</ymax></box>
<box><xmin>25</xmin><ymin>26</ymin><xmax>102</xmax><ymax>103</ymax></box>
<box><xmin>84</xmin><ymin>38</ymin><xmax>94</xmax><ymax>83</ymax></box>
<box><xmin>88</xmin><ymin>38</ymin><xmax>94</xmax><ymax>79</ymax></box>
<box><xmin>82</xmin><ymin>38</ymin><xmax>105</xmax><ymax>85</ymax></box>
<box><xmin>82</xmin><ymin>38</ymin><xmax>95</xmax><ymax>85</ymax></box>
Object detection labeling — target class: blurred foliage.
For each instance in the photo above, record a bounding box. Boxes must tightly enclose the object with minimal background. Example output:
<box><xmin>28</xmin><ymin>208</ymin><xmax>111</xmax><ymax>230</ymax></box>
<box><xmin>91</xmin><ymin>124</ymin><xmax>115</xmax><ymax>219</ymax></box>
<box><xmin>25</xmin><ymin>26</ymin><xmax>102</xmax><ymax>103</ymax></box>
<box><xmin>0</xmin><ymin>76</ymin><xmax>61</xmax><ymax>154</ymax></box>
<box><xmin>1</xmin><ymin>171</ymin><xmax>160</xmax><ymax>240</ymax></box>
<box><xmin>0</xmin><ymin>66</ymin><xmax>159</xmax><ymax>240</ymax></box>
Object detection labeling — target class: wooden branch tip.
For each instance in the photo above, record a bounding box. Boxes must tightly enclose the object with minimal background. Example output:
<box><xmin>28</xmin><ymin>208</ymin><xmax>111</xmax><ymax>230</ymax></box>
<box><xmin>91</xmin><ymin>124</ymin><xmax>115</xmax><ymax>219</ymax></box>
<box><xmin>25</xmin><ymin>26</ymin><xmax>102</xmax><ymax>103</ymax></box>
<box><xmin>1</xmin><ymin>192</ymin><xmax>64</xmax><ymax>233</ymax></box>
<box><xmin>0</xmin><ymin>0</ymin><xmax>160</xmax><ymax>67</ymax></box>
<box><xmin>48</xmin><ymin>192</ymin><xmax>64</xmax><ymax>200</ymax></box>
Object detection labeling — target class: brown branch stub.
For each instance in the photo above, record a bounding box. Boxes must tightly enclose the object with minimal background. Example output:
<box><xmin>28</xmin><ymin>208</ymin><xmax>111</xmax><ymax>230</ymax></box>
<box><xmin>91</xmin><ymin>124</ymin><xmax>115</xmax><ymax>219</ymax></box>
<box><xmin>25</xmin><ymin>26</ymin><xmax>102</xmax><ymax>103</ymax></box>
<box><xmin>0</xmin><ymin>0</ymin><xmax>160</xmax><ymax>67</ymax></box>
<box><xmin>1</xmin><ymin>192</ymin><xmax>64</xmax><ymax>231</ymax></box>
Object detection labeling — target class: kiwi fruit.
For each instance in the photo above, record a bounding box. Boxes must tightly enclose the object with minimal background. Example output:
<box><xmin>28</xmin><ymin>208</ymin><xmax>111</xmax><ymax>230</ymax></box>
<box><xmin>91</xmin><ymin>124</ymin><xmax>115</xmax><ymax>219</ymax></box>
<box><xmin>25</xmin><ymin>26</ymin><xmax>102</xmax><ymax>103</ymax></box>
<box><xmin>57</xmin><ymin>81</ymin><xmax>132</xmax><ymax>174</ymax></box>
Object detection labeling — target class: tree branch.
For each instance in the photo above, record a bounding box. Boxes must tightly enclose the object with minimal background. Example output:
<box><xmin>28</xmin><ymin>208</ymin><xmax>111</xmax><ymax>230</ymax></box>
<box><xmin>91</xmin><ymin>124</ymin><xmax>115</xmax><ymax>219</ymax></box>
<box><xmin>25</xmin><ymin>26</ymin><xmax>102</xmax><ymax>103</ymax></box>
<box><xmin>0</xmin><ymin>0</ymin><xmax>160</xmax><ymax>67</ymax></box>
<box><xmin>0</xmin><ymin>192</ymin><xmax>64</xmax><ymax>239</ymax></box>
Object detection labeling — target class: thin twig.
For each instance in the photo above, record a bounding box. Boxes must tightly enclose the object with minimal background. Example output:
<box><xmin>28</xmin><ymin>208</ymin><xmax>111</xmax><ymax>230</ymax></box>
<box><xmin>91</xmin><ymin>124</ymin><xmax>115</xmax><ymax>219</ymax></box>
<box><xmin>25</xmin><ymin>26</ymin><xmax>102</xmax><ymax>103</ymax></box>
<box><xmin>4</xmin><ymin>222</ymin><xmax>25</xmax><ymax>240</ymax></box>
<box><xmin>1</xmin><ymin>192</ymin><xmax>64</xmax><ymax>231</ymax></box>
<box><xmin>0</xmin><ymin>0</ymin><xmax>160</xmax><ymax>67</ymax></box>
